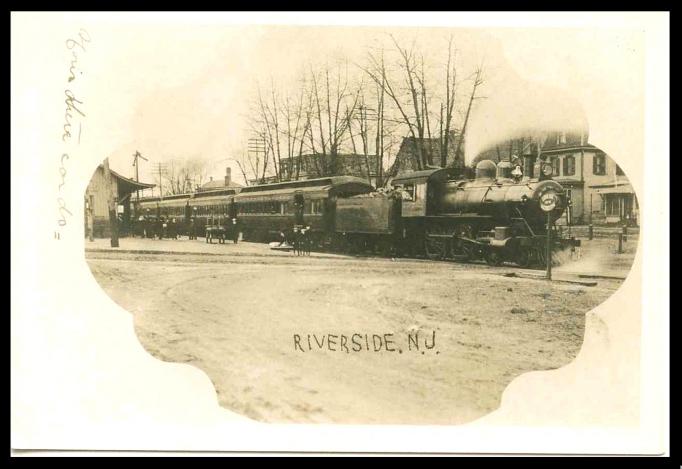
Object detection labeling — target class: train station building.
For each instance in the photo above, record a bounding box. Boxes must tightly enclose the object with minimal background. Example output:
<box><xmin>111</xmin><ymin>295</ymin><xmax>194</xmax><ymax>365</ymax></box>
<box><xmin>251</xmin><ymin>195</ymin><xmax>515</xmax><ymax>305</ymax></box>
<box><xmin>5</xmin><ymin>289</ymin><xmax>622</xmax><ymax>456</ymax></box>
<box><xmin>84</xmin><ymin>158</ymin><xmax>155</xmax><ymax>238</ymax></box>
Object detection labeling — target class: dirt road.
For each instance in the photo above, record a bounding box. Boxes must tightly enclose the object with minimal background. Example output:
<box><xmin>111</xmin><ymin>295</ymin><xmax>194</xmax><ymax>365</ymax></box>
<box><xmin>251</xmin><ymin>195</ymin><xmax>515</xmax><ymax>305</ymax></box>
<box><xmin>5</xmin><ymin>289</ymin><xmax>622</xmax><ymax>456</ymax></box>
<box><xmin>86</xmin><ymin>247</ymin><xmax>623</xmax><ymax>425</ymax></box>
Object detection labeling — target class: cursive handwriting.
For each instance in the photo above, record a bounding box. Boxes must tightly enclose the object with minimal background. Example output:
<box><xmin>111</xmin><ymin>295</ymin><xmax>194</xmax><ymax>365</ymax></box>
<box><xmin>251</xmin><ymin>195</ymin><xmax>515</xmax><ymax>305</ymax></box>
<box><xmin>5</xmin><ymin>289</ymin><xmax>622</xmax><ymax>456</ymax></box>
<box><xmin>66</xmin><ymin>29</ymin><xmax>91</xmax><ymax>82</ymax></box>
<box><xmin>62</xmin><ymin>90</ymin><xmax>85</xmax><ymax>143</ymax></box>
<box><xmin>57</xmin><ymin>197</ymin><xmax>73</xmax><ymax>227</ymax></box>
<box><xmin>58</xmin><ymin>153</ymin><xmax>69</xmax><ymax>190</ymax></box>
<box><xmin>57</xmin><ymin>29</ymin><xmax>89</xmax><ymax>239</ymax></box>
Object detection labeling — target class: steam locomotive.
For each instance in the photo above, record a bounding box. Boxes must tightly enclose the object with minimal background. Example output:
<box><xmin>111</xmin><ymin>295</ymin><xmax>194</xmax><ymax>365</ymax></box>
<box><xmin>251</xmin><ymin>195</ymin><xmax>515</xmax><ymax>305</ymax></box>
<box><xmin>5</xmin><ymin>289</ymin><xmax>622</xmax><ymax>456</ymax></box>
<box><xmin>135</xmin><ymin>158</ymin><xmax>578</xmax><ymax>267</ymax></box>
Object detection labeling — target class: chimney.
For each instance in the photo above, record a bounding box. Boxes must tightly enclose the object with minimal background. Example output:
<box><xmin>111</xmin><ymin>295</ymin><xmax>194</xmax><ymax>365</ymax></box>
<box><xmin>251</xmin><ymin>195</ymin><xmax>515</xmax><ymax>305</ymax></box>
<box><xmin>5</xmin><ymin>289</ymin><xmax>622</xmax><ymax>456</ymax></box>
<box><xmin>225</xmin><ymin>167</ymin><xmax>231</xmax><ymax>187</ymax></box>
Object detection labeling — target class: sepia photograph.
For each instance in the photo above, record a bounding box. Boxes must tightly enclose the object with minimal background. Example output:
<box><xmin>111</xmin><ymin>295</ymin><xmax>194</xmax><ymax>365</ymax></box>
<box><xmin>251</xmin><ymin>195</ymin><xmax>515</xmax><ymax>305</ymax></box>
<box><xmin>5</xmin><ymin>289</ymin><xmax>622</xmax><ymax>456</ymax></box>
<box><xmin>11</xmin><ymin>11</ymin><xmax>669</xmax><ymax>455</ymax></box>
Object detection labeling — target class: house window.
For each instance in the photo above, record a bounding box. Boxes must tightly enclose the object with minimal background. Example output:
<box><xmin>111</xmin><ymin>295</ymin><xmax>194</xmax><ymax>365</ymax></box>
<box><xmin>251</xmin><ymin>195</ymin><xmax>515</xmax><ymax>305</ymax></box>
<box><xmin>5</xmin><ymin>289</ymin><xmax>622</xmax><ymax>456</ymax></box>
<box><xmin>616</xmin><ymin>164</ymin><xmax>625</xmax><ymax>176</ymax></box>
<box><xmin>551</xmin><ymin>157</ymin><xmax>561</xmax><ymax>176</ymax></box>
<box><xmin>593</xmin><ymin>153</ymin><xmax>606</xmax><ymax>175</ymax></box>
<box><xmin>563</xmin><ymin>155</ymin><xmax>576</xmax><ymax>176</ymax></box>
<box><xmin>556</xmin><ymin>132</ymin><xmax>566</xmax><ymax>145</ymax></box>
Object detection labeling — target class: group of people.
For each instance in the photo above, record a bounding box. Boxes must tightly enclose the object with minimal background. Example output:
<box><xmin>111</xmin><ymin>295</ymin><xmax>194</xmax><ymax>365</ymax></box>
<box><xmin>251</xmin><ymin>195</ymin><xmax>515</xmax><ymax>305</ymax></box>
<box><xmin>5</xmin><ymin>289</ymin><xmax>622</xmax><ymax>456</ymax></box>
<box><xmin>277</xmin><ymin>225</ymin><xmax>312</xmax><ymax>256</ymax></box>
<box><xmin>137</xmin><ymin>215</ymin><xmax>178</xmax><ymax>240</ymax></box>
<box><xmin>292</xmin><ymin>225</ymin><xmax>312</xmax><ymax>256</ymax></box>
<box><xmin>135</xmin><ymin>215</ymin><xmax>239</xmax><ymax>243</ymax></box>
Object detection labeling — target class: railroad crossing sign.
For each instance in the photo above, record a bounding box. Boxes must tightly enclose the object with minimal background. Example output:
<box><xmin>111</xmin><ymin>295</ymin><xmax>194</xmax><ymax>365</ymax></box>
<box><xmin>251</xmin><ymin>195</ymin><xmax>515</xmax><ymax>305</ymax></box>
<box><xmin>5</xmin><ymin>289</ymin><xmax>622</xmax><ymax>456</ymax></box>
<box><xmin>540</xmin><ymin>191</ymin><xmax>558</xmax><ymax>212</ymax></box>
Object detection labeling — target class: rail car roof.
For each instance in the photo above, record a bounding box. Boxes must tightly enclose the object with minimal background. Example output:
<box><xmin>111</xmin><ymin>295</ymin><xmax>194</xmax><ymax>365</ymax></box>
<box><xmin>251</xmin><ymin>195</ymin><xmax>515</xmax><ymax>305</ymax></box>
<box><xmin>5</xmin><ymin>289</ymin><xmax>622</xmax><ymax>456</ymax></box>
<box><xmin>137</xmin><ymin>189</ymin><xmax>237</xmax><ymax>204</ymax></box>
<box><xmin>238</xmin><ymin>176</ymin><xmax>373</xmax><ymax>193</ymax></box>
<box><xmin>235</xmin><ymin>176</ymin><xmax>373</xmax><ymax>202</ymax></box>
<box><xmin>138</xmin><ymin>193</ymin><xmax>190</xmax><ymax>203</ymax></box>
<box><xmin>193</xmin><ymin>188</ymin><xmax>239</xmax><ymax>198</ymax></box>
<box><xmin>234</xmin><ymin>185</ymin><xmax>333</xmax><ymax>202</ymax></box>
<box><xmin>391</xmin><ymin>168</ymin><xmax>450</xmax><ymax>185</ymax></box>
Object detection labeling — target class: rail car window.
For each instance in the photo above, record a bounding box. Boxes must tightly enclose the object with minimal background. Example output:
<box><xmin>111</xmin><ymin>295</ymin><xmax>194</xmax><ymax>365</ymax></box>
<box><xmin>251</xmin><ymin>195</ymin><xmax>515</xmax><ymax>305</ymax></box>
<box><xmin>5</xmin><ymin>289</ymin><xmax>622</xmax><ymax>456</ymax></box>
<box><xmin>311</xmin><ymin>199</ymin><xmax>322</xmax><ymax>214</ymax></box>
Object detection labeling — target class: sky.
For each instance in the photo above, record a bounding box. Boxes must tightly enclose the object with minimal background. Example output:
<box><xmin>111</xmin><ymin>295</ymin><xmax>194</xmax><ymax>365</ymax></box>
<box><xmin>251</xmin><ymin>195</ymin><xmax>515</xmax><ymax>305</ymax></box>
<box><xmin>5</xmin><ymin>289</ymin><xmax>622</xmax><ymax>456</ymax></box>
<box><xmin>83</xmin><ymin>21</ymin><xmax>642</xmax><ymax>192</ymax></box>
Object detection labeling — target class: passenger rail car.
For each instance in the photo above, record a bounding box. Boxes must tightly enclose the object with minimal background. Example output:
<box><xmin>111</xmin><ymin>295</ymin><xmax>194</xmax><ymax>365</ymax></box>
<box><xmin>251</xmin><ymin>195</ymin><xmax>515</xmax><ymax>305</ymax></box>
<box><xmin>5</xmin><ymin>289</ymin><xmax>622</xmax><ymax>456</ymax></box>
<box><xmin>136</xmin><ymin>188</ymin><xmax>238</xmax><ymax>237</ymax></box>
<box><xmin>233</xmin><ymin>176</ymin><xmax>374</xmax><ymax>243</ymax></box>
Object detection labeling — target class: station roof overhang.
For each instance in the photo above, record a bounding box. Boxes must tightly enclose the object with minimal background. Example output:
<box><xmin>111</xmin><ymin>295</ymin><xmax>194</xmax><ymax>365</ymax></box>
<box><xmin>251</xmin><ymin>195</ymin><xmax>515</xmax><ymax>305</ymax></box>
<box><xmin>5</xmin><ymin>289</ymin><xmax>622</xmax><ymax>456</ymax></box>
<box><xmin>108</xmin><ymin>168</ymin><xmax>155</xmax><ymax>197</ymax></box>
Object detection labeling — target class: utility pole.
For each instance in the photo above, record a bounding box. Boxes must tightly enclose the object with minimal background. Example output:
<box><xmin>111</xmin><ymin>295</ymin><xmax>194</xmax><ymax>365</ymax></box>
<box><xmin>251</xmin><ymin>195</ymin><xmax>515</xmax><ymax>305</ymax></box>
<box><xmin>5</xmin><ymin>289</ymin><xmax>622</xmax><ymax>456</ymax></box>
<box><xmin>131</xmin><ymin>151</ymin><xmax>148</xmax><ymax>236</ymax></box>
<box><xmin>539</xmin><ymin>190</ymin><xmax>558</xmax><ymax>280</ymax></box>
<box><xmin>248</xmin><ymin>137</ymin><xmax>267</xmax><ymax>183</ymax></box>
<box><xmin>132</xmin><ymin>151</ymin><xmax>148</xmax><ymax>201</ymax></box>
<box><xmin>152</xmin><ymin>162</ymin><xmax>169</xmax><ymax>197</ymax></box>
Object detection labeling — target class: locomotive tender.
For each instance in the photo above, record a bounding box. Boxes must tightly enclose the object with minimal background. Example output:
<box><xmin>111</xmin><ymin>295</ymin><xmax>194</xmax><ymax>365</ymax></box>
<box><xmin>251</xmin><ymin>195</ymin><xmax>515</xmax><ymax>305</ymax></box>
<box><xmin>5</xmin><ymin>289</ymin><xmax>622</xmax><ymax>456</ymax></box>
<box><xmin>134</xmin><ymin>158</ymin><xmax>577</xmax><ymax>267</ymax></box>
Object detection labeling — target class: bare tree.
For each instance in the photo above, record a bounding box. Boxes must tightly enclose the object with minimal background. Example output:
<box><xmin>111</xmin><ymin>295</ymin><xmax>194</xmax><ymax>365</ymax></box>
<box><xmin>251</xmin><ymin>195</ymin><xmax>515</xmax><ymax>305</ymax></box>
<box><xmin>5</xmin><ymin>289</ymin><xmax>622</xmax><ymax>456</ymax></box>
<box><xmin>374</xmin><ymin>81</ymin><xmax>384</xmax><ymax>185</ymax></box>
<box><xmin>363</xmin><ymin>38</ymin><xmax>427</xmax><ymax>171</ymax></box>
<box><xmin>439</xmin><ymin>36</ymin><xmax>458</xmax><ymax>168</ymax></box>
<box><xmin>162</xmin><ymin>157</ymin><xmax>210</xmax><ymax>194</ymax></box>
<box><xmin>307</xmin><ymin>62</ymin><xmax>361</xmax><ymax>177</ymax></box>
<box><xmin>453</xmin><ymin>64</ymin><xmax>484</xmax><ymax>166</ymax></box>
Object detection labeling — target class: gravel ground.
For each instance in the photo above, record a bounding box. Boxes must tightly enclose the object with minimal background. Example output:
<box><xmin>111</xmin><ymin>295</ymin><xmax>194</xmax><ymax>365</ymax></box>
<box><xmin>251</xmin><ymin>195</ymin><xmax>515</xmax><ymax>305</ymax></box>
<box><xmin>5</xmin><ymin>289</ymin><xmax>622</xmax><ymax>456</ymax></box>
<box><xmin>85</xmin><ymin>241</ymin><xmax>627</xmax><ymax>425</ymax></box>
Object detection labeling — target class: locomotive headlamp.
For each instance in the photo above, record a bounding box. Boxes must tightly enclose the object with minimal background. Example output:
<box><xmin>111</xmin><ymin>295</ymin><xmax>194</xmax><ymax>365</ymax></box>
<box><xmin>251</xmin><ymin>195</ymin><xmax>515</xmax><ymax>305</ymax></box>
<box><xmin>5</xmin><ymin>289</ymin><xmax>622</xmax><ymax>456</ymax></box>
<box><xmin>542</xmin><ymin>164</ymin><xmax>554</xmax><ymax>177</ymax></box>
<box><xmin>539</xmin><ymin>189</ymin><xmax>559</xmax><ymax>212</ymax></box>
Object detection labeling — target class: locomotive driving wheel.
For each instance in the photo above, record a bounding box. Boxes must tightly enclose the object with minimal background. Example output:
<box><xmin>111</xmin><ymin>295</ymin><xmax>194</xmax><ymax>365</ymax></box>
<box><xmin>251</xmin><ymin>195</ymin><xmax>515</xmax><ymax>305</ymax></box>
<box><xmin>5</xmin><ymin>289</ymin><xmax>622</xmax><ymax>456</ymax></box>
<box><xmin>485</xmin><ymin>248</ymin><xmax>504</xmax><ymax>267</ymax></box>
<box><xmin>424</xmin><ymin>227</ymin><xmax>447</xmax><ymax>260</ymax></box>
<box><xmin>451</xmin><ymin>224</ymin><xmax>475</xmax><ymax>261</ymax></box>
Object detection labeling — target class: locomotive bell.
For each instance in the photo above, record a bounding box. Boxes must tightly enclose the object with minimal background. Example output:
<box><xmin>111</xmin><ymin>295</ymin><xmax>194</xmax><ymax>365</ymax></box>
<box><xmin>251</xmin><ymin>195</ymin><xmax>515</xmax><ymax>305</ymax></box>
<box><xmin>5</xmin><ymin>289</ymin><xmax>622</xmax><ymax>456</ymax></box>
<box><xmin>475</xmin><ymin>160</ymin><xmax>497</xmax><ymax>180</ymax></box>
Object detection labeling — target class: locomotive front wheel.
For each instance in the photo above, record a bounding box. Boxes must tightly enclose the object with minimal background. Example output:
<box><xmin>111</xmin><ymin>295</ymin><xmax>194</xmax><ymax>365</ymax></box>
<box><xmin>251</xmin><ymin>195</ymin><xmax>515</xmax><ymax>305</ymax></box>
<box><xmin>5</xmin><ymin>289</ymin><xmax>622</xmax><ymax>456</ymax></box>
<box><xmin>424</xmin><ymin>235</ymin><xmax>446</xmax><ymax>260</ymax></box>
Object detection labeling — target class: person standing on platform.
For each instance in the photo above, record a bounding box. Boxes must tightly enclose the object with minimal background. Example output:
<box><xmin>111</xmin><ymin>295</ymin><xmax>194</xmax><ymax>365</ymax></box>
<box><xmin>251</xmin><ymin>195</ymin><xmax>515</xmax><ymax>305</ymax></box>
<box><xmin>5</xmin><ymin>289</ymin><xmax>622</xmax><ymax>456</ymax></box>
<box><xmin>188</xmin><ymin>217</ymin><xmax>196</xmax><ymax>240</ymax></box>
<box><xmin>169</xmin><ymin>218</ymin><xmax>178</xmax><ymax>239</ymax></box>
<box><xmin>292</xmin><ymin>226</ymin><xmax>300</xmax><ymax>256</ymax></box>
<box><xmin>231</xmin><ymin>218</ymin><xmax>239</xmax><ymax>244</ymax></box>
<box><xmin>303</xmin><ymin>226</ymin><xmax>312</xmax><ymax>256</ymax></box>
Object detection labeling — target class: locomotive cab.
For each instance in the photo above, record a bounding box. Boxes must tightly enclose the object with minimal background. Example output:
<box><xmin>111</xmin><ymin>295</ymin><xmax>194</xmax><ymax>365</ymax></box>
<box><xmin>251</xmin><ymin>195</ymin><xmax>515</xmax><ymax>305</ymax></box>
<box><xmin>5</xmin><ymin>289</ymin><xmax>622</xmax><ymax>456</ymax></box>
<box><xmin>391</xmin><ymin>168</ymin><xmax>449</xmax><ymax>218</ymax></box>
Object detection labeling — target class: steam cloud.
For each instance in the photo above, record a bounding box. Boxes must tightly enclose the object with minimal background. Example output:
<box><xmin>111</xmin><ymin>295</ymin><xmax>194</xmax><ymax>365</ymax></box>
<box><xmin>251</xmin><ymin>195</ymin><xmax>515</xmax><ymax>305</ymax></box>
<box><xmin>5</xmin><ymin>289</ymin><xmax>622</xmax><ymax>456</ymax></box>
<box><xmin>464</xmin><ymin>76</ymin><xmax>589</xmax><ymax>166</ymax></box>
